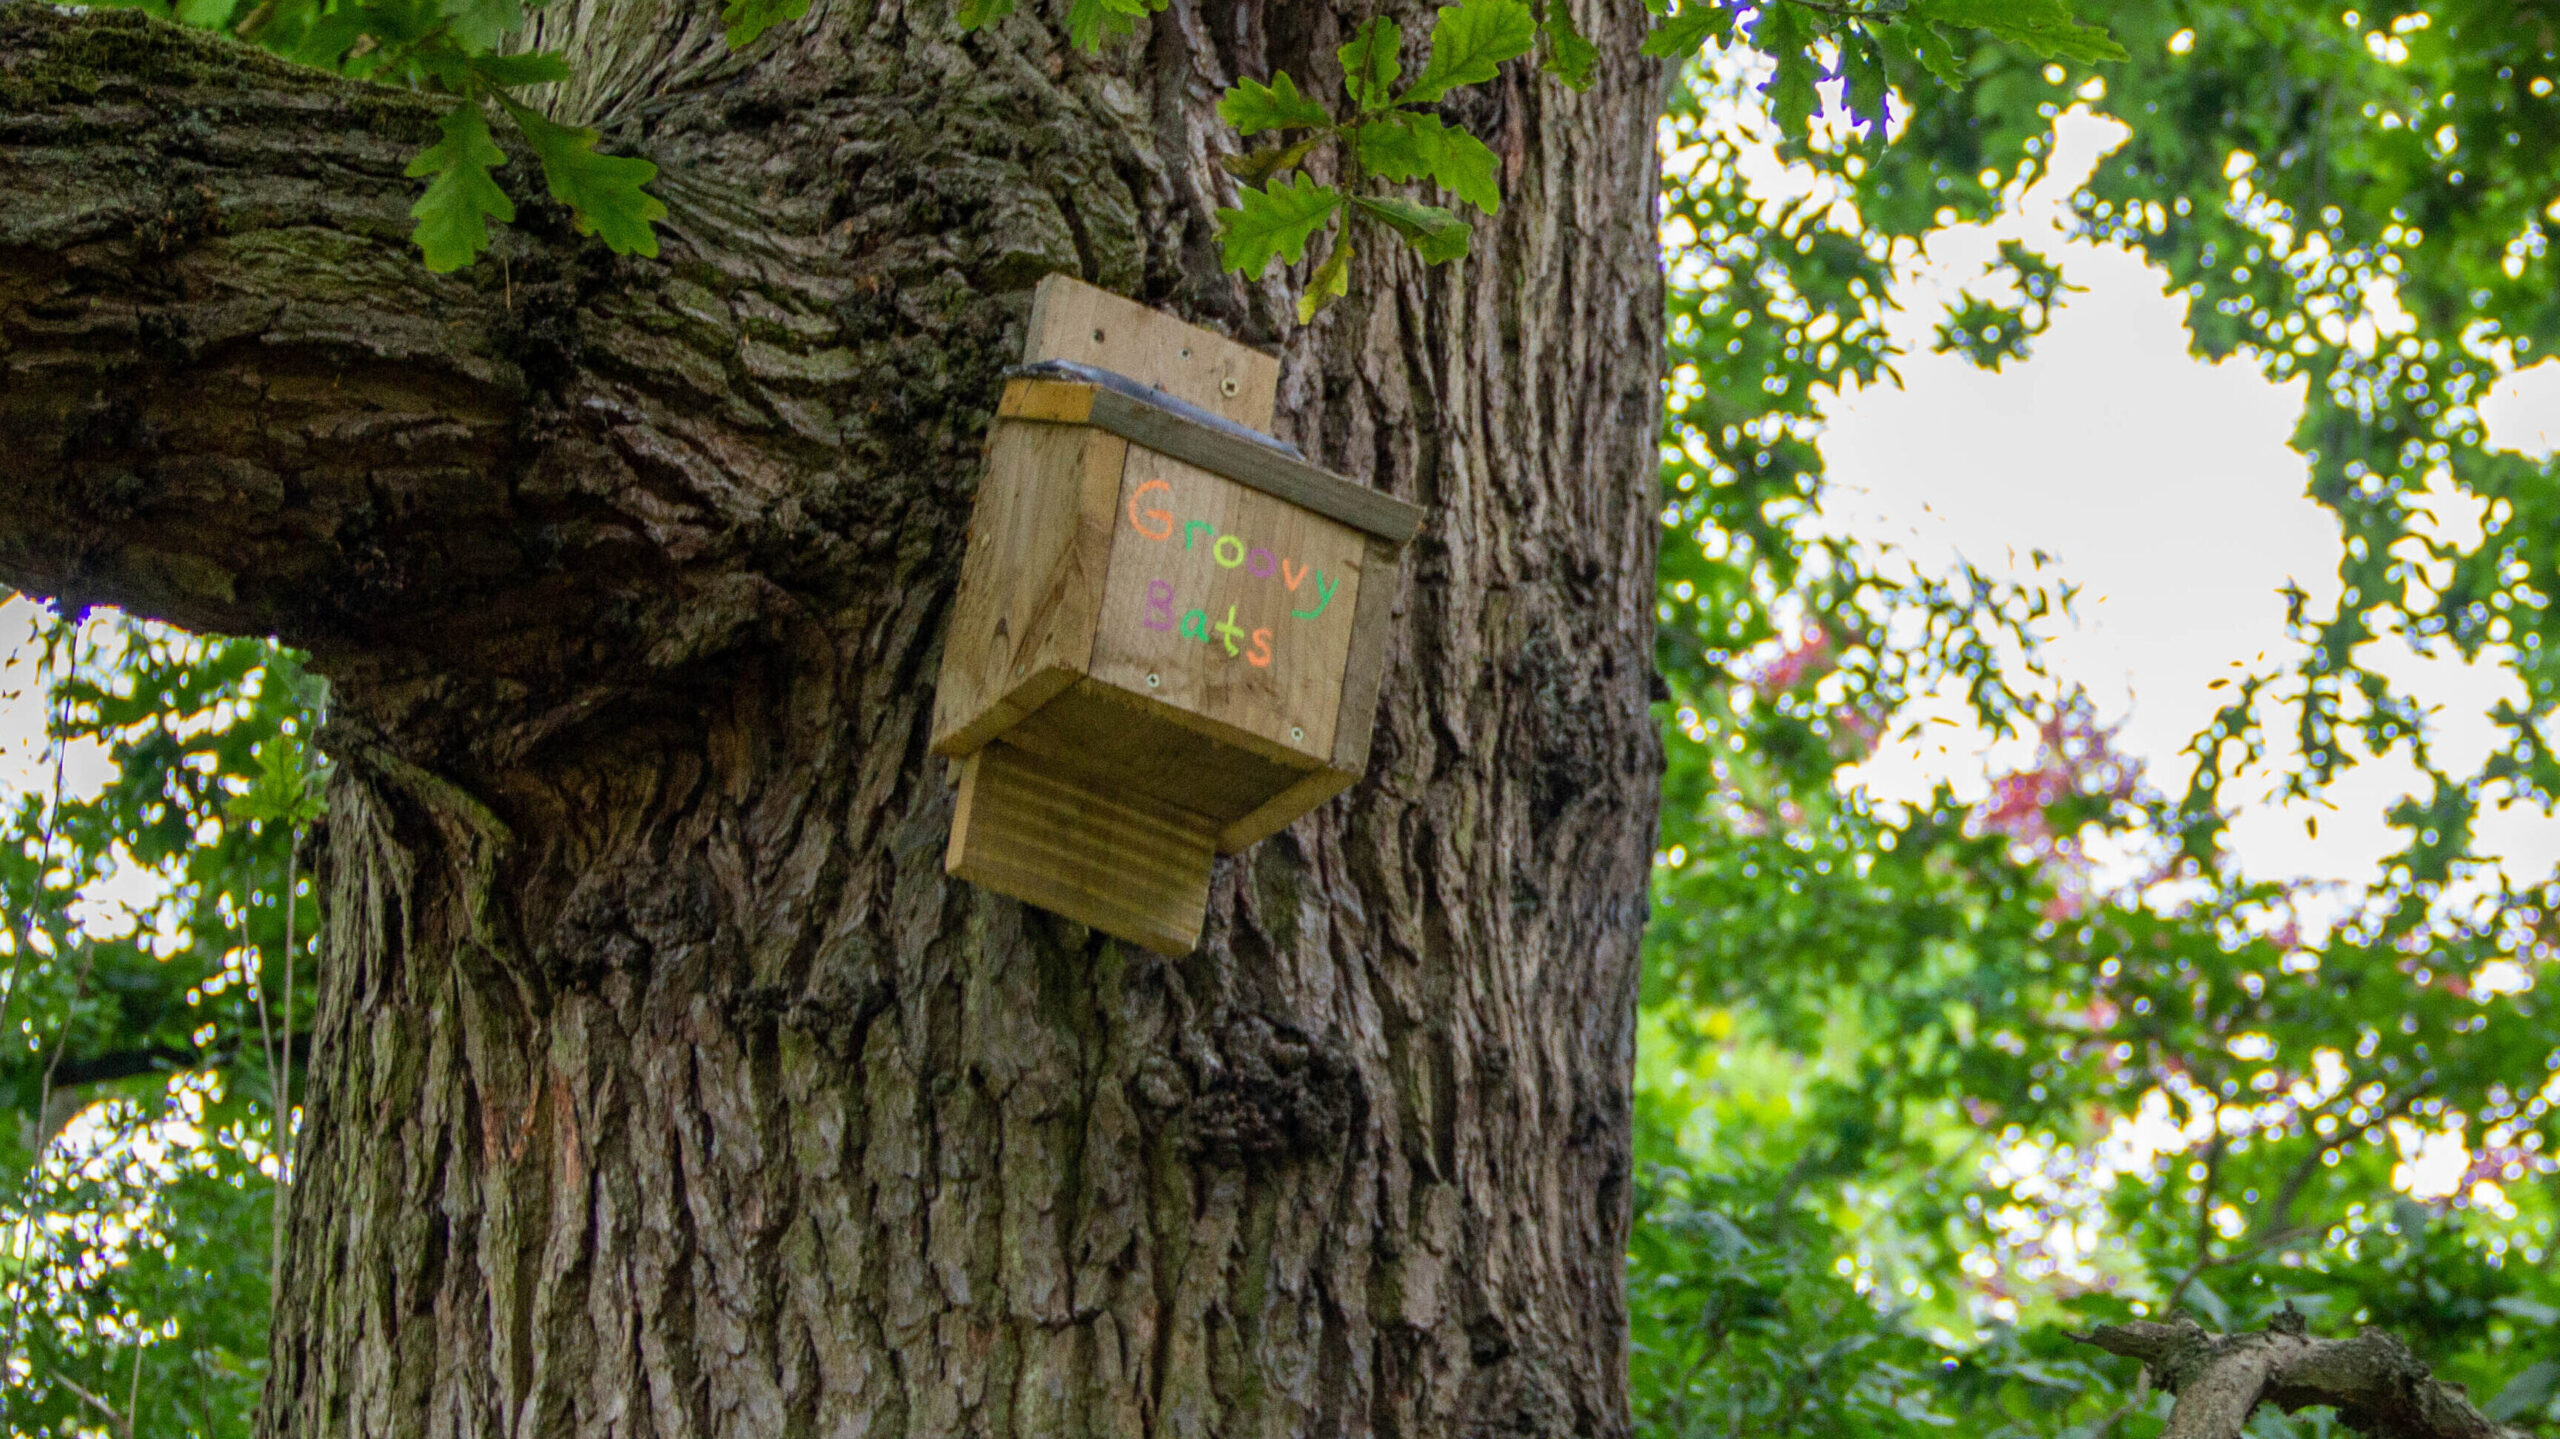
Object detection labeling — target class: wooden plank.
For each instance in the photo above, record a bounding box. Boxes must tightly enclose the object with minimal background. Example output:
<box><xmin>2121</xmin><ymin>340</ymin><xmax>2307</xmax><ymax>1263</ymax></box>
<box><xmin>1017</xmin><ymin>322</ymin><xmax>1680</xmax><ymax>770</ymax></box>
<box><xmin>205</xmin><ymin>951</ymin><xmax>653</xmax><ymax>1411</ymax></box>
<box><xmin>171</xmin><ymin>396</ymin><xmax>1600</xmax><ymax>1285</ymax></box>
<box><xmin>930</xmin><ymin>425</ymin><xmax>1129</xmax><ymax>757</ymax></box>
<box><xmin>1002</xmin><ymin>678</ymin><xmax>1315</xmax><ymax>825</ymax></box>
<box><xmin>1026</xmin><ymin>274</ymin><xmax>1278</xmax><ymax>429</ymax></box>
<box><xmin>996</xmin><ymin>379</ymin><xmax>1425</xmax><ymax>546</ymax></box>
<box><xmin>1216</xmin><ymin>764</ymin><xmax>1359</xmax><ymax>854</ymax></box>
<box><xmin>1088</xmin><ymin>388</ymin><xmax>1426</xmax><ymax>545</ymax></box>
<box><xmin>947</xmin><ymin>741</ymin><xmax>1215</xmax><ymax>956</ymax></box>
<box><xmin>1086</xmin><ymin>447</ymin><xmax>1365</xmax><ymax>763</ymax></box>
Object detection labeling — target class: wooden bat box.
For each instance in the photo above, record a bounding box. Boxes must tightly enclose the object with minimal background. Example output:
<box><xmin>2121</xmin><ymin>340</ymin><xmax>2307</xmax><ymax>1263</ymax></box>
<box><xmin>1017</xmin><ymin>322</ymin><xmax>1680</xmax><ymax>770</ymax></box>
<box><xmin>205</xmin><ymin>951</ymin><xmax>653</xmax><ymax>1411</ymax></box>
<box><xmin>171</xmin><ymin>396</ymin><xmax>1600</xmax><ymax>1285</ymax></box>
<box><xmin>932</xmin><ymin>276</ymin><xmax>1424</xmax><ymax>956</ymax></box>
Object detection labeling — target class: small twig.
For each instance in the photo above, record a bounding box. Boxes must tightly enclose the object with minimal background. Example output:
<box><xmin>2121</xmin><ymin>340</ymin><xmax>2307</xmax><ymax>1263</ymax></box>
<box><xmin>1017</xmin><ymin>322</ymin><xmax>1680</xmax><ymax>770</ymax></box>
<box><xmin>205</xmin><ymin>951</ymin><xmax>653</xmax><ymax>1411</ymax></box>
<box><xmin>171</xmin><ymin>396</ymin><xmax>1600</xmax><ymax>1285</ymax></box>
<box><xmin>238</xmin><ymin>857</ymin><xmax>283</xmax><ymax>1199</ymax></box>
<box><xmin>2</xmin><ymin>622</ymin><xmax>88</xmax><ymax>1373</ymax></box>
<box><xmin>125</xmin><ymin>1328</ymin><xmax>145</xmax><ymax>1439</ymax></box>
<box><xmin>2165</xmin><ymin>1130</ymin><xmax>2229</xmax><ymax>1315</ymax></box>
<box><xmin>2087</xmin><ymin>1365</ymin><xmax>2155</xmax><ymax>1439</ymax></box>
<box><xmin>2261</xmin><ymin>1079</ymin><xmax>2429</xmax><ymax>1237</ymax></box>
<box><xmin>0</xmin><ymin>658</ymin><xmax>73</xmax><ymax>1101</ymax></box>
<box><xmin>48</xmin><ymin>1367</ymin><xmax>125</xmax><ymax>1432</ymax></box>
<box><xmin>1777</xmin><ymin>0</ymin><xmax>1910</xmax><ymax>18</ymax></box>
<box><xmin>271</xmin><ymin>824</ymin><xmax>302</xmax><ymax>1300</ymax></box>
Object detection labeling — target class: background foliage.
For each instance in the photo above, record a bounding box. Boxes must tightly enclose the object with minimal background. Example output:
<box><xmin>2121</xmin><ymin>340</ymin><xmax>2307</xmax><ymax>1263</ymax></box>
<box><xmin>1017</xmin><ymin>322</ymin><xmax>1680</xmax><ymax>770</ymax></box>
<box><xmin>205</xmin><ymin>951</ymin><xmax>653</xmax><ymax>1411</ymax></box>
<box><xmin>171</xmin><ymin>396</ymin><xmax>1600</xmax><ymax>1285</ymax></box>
<box><xmin>1635</xmin><ymin>3</ymin><xmax>2559</xmax><ymax>1434</ymax></box>
<box><xmin>0</xmin><ymin>618</ymin><xmax>318</xmax><ymax>1436</ymax></box>
<box><xmin>3</xmin><ymin>1</ymin><xmax>2558</xmax><ymax>1436</ymax></box>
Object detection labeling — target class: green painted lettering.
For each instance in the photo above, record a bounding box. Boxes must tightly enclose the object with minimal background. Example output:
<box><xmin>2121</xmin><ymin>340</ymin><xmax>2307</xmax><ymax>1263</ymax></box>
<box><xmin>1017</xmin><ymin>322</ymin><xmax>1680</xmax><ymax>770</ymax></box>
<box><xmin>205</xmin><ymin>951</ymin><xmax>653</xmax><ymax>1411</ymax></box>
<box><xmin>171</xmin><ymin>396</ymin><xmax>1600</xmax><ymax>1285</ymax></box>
<box><xmin>1179</xmin><ymin>608</ymin><xmax>1211</xmax><ymax>641</ymax></box>
<box><xmin>1213</xmin><ymin>605</ymin><xmax>1245</xmax><ymax>656</ymax></box>
<box><xmin>1213</xmin><ymin>534</ymin><xmax>1247</xmax><ymax>569</ymax></box>
<box><xmin>1290</xmin><ymin>569</ymin><xmax>1339</xmax><ymax>619</ymax></box>
<box><xmin>1184</xmin><ymin>521</ymin><xmax>1213</xmax><ymax>549</ymax></box>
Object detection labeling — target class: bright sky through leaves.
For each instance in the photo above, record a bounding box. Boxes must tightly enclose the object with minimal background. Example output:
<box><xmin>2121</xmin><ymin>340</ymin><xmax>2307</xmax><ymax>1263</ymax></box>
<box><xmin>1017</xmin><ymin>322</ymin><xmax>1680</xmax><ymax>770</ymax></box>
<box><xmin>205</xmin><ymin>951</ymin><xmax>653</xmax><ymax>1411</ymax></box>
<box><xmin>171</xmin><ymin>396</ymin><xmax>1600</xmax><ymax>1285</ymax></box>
<box><xmin>1750</xmin><ymin>112</ymin><xmax>2560</xmax><ymax>898</ymax></box>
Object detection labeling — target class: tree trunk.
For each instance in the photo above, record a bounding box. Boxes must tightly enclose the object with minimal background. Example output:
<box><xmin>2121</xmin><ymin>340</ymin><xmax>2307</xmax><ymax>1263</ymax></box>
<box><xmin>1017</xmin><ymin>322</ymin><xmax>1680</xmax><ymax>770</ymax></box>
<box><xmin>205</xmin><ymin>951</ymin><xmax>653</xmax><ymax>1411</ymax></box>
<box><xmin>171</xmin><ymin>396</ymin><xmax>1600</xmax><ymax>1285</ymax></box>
<box><xmin>0</xmin><ymin>1</ymin><xmax>1665</xmax><ymax>1433</ymax></box>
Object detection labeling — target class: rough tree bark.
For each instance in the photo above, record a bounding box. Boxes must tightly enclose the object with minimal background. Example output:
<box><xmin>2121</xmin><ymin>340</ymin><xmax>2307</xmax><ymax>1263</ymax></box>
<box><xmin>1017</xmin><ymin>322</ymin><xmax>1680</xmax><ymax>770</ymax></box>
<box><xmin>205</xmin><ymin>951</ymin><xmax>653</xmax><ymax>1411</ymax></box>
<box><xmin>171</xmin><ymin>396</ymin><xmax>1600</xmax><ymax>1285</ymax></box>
<box><xmin>0</xmin><ymin>1</ymin><xmax>1666</xmax><ymax>1434</ymax></box>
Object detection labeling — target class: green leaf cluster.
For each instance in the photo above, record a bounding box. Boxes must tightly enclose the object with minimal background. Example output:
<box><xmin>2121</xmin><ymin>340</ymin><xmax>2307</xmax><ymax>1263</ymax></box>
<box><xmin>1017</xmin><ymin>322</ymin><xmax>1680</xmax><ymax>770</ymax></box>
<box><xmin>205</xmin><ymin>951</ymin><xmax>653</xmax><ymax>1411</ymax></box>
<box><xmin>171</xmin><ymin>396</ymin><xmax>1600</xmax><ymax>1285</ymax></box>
<box><xmin>953</xmin><ymin>0</ymin><xmax>1166</xmax><ymax>50</ymax></box>
<box><xmin>1200</xmin><ymin>0</ymin><xmax>1561</xmax><ymax>318</ymax></box>
<box><xmin>114</xmin><ymin>0</ymin><xmax>687</xmax><ymax>272</ymax></box>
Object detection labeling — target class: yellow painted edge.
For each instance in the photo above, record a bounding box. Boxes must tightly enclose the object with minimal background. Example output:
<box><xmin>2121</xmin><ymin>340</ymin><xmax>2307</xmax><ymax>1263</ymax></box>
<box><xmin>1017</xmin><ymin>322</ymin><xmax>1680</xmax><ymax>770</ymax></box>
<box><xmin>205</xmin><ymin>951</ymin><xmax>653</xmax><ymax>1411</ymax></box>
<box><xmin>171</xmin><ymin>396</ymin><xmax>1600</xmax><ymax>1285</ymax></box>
<box><xmin>945</xmin><ymin>751</ymin><xmax>984</xmax><ymax>874</ymax></box>
<box><xmin>1000</xmin><ymin>379</ymin><xmax>1100</xmax><ymax>424</ymax></box>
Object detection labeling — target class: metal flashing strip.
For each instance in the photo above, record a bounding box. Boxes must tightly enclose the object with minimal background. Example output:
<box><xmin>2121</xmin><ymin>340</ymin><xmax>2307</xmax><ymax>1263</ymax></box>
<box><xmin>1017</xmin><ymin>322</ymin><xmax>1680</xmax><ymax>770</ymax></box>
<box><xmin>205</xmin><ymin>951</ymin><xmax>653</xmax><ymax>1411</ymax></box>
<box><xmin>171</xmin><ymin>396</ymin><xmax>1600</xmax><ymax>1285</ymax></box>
<box><xmin>998</xmin><ymin>363</ymin><xmax>1427</xmax><ymax>547</ymax></box>
<box><xmin>1006</xmin><ymin>359</ymin><xmax>1306</xmax><ymax>458</ymax></box>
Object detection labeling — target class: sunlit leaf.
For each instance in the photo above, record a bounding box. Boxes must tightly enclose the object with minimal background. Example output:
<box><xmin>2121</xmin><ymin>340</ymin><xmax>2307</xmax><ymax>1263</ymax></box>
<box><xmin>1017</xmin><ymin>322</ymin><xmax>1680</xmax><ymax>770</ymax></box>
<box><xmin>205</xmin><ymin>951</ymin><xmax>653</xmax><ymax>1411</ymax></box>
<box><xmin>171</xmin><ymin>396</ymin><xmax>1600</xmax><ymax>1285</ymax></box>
<box><xmin>1350</xmin><ymin>193</ymin><xmax>1470</xmax><ymax>264</ymax></box>
<box><xmin>1356</xmin><ymin>112</ymin><xmax>1501</xmax><ymax>214</ymax></box>
<box><xmin>1400</xmin><ymin>0</ymin><xmax>1536</xmax><ymax>105</ymax></box>
<box><xmin>1911</xmin><ymin>0</ymin><xmax>2126</xmax><ymax>64</ymax></box>
<box><xmin>405</xmin><ymin>97</ymin><xmax>515</xmax><ymax>273</ymax></box>
<box><xmin>1339</xmin><ymin>16</ymin><xmax>1403</xmax><ymax>113</ymax></box>
<box><xmin>722</xmin><ymin>0</ymin><xmax>812</xmax><ymax>49</ymax></box>
<box><xmin>497</xmin><ymin>94</ymin><xmax>666</xmax><ymax>258</ymax></box>
<box><xmin>1299</xmin><ymin>229</ymin><xmax>1352</xmax><ymax>322</ymax></box>
<box><xmin>1220</xmin><ymin>71</ymin><xmax>1333</xmax><ymax>134</ymax></box>
<box><xmin>1218</xmin><ymin>173</ymin><xmax>1345</xmax><ymax>275</ymax></box>
<box><xmin>1535</xmin><ymin>0</ymin><xmax>1599</xmax><ymax>89</ymax></box>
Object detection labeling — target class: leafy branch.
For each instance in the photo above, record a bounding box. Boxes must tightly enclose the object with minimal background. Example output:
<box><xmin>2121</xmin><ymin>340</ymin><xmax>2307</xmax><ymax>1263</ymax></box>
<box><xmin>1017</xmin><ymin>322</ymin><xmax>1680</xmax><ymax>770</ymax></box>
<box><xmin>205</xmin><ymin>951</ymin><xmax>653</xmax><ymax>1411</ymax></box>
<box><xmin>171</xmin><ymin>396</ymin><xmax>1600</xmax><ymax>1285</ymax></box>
<box><xmin>1207</xmin><ymin>1</ymin><xmax>1541</xmax><ymax>321</ymax></box>
<box><xmin>956</xmin><ymin>0</ymin><xmax>2119</xmax><ymax>323</ymax></box>
<box><xmin>103</xmin><ymin>0</ymin><xmax>679</xmax><ymax>271</ymax></box>
<box><xmin>132</xmin><ymin>0</ymin><xmax>2122</xmax><ymax>289</ymax></box>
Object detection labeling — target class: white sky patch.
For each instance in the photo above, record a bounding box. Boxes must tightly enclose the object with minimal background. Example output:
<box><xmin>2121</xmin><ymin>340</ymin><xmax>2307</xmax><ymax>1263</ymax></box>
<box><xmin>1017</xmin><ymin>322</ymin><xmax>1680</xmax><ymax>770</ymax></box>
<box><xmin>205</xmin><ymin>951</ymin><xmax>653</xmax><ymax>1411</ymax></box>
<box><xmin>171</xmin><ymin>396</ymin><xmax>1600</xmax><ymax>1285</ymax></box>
<box><xmin>0</xmin><ymin>595</ymin><xmax>115</xmax><ymax>811</ymax></box>
<box><xmin>1807</xmin><ymin>112</ymin><xmax>2560</xmax><ymax>893</ymax></box>
<box><xmin>2481</xmin><ymin>360</ymin><xmax>2560</xmax><ymax>460</ymax></box>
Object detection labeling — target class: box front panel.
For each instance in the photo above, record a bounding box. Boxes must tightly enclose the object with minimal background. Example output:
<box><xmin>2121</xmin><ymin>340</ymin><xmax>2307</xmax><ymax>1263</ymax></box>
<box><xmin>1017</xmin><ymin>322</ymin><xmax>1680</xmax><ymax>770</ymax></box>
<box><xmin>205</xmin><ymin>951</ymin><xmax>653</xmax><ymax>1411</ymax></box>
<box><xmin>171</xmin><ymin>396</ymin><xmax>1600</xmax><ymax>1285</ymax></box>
<box><xmin>1088</xmin><ymin>446</ymin><xmax>1364</xmax><ymax>763</ymax></box>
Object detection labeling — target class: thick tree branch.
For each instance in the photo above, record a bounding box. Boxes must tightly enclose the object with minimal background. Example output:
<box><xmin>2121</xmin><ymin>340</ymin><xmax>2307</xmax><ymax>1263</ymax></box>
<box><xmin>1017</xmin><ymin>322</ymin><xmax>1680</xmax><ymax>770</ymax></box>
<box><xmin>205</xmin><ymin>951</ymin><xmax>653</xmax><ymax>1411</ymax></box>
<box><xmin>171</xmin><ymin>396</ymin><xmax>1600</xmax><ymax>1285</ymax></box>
<box><xmin>0</xmin><ymin>3</ymin><xmax>969</xmax><ymax>778</ymax></box>
<box><xmin>2080</xmin><ymin>1316</ymin><xmax>2532</xmax><ymax>1439</ymax></box>
<box><xmin>0</xmin><ymin>5</ymin><xmax>534</xmax><ymax>643</ymax></box>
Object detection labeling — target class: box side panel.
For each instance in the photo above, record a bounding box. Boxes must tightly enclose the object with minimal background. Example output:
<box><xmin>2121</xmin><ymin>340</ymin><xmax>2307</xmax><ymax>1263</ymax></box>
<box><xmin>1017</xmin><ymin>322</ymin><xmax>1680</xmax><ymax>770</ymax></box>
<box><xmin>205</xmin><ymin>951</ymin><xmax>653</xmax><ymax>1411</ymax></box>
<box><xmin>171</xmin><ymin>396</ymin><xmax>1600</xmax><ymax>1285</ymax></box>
<box><xmin>1328</xmin><ymin>536</ymin><xmax>1403</xmax><ymax>774</ymax></box>
<box><xmin>946</xmin><ymin>742</ymin><xmax>1214</xmax><ymax>957</ymax></box>
<box><xmin>1026</xmin><ymin>274</ymin><xmax>1278</xmax><ymax>428</ymax></box>
<box><xmin>931</xmin><ymin>425</ymin><xmax>1126</xmax><ymax>756</ymax></box>
<box><xmin>1085</xmin><ymin>448</ymin><xmax>1362</xmax><ymax>764</ymax></box>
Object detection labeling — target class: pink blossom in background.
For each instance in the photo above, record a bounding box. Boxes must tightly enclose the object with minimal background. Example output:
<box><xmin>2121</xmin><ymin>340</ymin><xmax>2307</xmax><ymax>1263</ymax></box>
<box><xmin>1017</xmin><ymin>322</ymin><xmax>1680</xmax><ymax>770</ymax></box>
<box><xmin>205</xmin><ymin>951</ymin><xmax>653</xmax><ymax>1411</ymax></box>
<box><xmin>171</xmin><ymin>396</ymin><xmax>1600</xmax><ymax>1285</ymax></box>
<box><xmin>1748</xmin><ymin>627</ymin><xmax>1833</xmax><ymax>695</ymax></box>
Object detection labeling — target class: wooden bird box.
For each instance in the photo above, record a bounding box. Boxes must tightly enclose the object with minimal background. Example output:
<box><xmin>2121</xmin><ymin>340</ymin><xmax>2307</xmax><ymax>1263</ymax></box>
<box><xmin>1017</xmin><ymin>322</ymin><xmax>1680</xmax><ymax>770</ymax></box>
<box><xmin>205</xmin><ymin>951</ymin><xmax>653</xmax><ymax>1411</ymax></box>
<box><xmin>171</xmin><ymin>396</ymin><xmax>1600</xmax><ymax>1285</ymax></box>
<box><xmin>933</xmin><ymin>276</ymin><xmax>1425</xmax><ymax>956</ymax></box>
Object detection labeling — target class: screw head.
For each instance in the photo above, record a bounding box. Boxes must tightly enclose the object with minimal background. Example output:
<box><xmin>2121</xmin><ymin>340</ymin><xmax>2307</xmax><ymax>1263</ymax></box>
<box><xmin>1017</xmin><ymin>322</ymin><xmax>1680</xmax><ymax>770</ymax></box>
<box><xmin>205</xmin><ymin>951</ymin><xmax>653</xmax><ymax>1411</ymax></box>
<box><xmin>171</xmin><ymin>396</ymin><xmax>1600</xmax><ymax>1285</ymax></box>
<box><xmin>1146</xmin><ymin>673</ymin><xmax>1162</xmax><ymax>688</ymax></box>
<box><xmin>1221</xmin><ymin>376</ymin><xmax>1241</xmax><ymax>397</ymax></box>
<box><xmin>1290</xmin><ymin>726</ymin><xmax>1305</xmax><ymax>742</ymax></box>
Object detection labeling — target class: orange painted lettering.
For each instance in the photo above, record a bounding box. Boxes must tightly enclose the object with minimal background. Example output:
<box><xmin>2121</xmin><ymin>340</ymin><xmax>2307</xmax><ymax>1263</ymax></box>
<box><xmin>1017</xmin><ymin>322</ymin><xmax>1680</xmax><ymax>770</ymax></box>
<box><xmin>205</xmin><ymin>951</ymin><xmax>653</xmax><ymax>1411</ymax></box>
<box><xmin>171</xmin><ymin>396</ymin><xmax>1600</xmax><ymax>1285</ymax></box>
<box><xmin>1248</xmin><ymin>628</ymin><xmax>1273</xmax><ymax>667</ymax></box>
<box><xmin>1127</xmin><ymin>479</ymin><xmax>1173</xmax><ymax>541</ymax></box>
<box><xmin>1280</xmin><ymin>558</ymin><xmax>1308</xmax><ymax>592</ymax></box>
